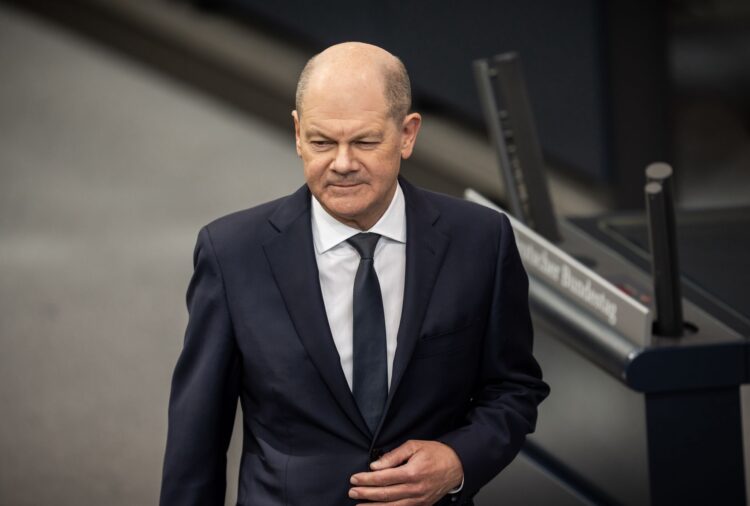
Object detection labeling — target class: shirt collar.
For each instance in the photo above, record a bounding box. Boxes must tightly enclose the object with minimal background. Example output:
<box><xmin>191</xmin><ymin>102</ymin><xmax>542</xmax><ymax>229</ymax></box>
<box><xmin>311</xmin><ymin>183</ymin><xmax>407</xmax><ymax>254</ymax></box>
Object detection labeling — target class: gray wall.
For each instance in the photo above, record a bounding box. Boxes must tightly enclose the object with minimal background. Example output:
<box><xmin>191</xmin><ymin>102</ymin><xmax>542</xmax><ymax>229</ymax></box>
<box><xmin>0</xmin><ymin>4</ymin><xmax>302</xmax><ymax>503</ymax></box>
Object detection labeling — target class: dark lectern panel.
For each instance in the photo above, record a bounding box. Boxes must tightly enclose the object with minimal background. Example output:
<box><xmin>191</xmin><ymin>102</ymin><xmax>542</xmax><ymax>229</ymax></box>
<box><xmin>476</xmin><ymin>453</ymin><xmax>583</xmax><ymax>506</ymax></box>
<box><xmin>571</xmin><ymin>207</ymin><xmax>750</xmax><ymax>336</ymax></box>
<box><xmin>529</xmin><ymin>317</ymin><xmax>650</xmax><ymax>505</ymax></box>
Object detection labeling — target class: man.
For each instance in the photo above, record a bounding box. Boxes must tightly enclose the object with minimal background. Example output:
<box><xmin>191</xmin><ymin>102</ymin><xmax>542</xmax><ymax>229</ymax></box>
<box><xmin>161</xmin><ymin>42</ymin><xmax>548</xmax><ymax>506</ymax></box>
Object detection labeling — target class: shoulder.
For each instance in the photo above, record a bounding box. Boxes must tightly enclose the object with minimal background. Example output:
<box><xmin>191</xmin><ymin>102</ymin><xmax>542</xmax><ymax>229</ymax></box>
<box><xmin>403</xmin><ymin>182</ymin><xmax>516</xmax><ymax>266</ymax></box>
<box><xmin>203</xmin><ymin>195</ymin><xmax>285</xmax><ymax>240</ymax></box>
<box><xmin>421</xmin><ymin>187</ymin><xmax>506</xmax><ymax>220</ymax></box>
<box><xmin>197</xmin><ymin>185</ymin><xmax>308</xmax><ymax>256</ymax></box>
<box><xmin>411</xmin><ymin>185</ymin><xmax>511</xmax><ymax>236</ymax></box>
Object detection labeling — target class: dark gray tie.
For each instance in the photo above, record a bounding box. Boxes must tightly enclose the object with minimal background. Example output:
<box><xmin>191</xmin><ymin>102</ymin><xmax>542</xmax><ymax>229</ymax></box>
<box><xmin>347</xmin><ymin>233</ymin><xmax>388</xmax><ymax>434</ymax></box>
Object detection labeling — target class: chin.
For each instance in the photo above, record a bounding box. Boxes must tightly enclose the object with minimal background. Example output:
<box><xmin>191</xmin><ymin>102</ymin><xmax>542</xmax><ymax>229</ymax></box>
<box><xmin>324</xmin><ymin>191</ymin><xmax>370</xmax><ymax>210</ymax></box>
<box><xmin>320</xmin><ymin>197</ymin><xmax>369</xmax><ymax>222</ymax></box>
<box><xmin>329</xmin><ymin>202</ymin><xmax>369</xmax><ymax>220</ymax></box>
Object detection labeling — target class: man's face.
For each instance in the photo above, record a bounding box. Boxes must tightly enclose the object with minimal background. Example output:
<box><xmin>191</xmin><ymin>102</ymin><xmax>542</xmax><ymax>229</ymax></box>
<box><xmin>293</xmin><ymin>73</ymin><xmax>420</xmax><ymax>230</ymax></box>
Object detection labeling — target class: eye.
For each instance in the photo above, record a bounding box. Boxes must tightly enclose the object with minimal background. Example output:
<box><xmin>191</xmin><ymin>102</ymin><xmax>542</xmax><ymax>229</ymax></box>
<box><xmin>310</xmin><ymin>140</ymin><xmax>333</xmax><ymax>149</ymax></box>
<box><xmin>355</xmin><ymin>141</ymin><xmax>379</xmax><ymax>149</ymax></box>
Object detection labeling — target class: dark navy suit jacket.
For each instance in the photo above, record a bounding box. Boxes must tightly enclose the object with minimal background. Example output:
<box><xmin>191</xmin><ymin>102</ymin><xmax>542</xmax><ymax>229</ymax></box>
<box><xmin>160</xmin><ymin>178</ymin><xmax>549</xmax><ymax>505</ymax></box>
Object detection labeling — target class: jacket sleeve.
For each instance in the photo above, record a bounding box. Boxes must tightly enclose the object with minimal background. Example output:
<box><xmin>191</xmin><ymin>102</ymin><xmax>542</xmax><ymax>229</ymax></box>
<box><xmin>160</xmin><ymin>226</ymin><xmax>241</xmax><ymax>506</ymax></box>
<box><xmin>438</xmin><ymin>213</ymin><xmax>550</xmax><ymax>499</ymax></box>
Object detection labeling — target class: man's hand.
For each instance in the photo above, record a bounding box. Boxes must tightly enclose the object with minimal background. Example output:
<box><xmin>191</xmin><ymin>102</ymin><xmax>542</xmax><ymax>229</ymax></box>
<box><xmin>349</xmin><ymin>440</ymin><xmax>463</xmax><ymax>505</ymax></box>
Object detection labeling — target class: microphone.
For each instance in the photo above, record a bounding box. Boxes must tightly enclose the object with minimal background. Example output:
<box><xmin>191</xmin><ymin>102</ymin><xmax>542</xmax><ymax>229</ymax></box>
<box><xmin>644</xmin><ymin>163</ymin><xmax>684</xmax><ymax>337</ymax></box>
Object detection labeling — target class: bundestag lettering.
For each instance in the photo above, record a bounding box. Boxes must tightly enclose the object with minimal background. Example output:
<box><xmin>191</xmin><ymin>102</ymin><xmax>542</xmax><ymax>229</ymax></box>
<box><xmin>517</xmin><ymin>238</ymin><xmax>618</xmax><ymax>325</ymax></box>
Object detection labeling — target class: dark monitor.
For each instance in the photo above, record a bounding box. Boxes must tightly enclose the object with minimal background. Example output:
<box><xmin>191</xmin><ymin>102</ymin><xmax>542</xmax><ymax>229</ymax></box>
<box><xmin>473</xmin><ymin>52</ymin><xmax>560</xmax><ymax>243</ymax></box>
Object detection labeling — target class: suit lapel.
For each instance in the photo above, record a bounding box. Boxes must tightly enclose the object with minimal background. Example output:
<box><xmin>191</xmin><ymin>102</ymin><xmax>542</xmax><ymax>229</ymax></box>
<box><xmin>377</xmin><ymin>179</ymin><xmax>450</xmax><ymax>433</ymax></box>
<box><xmin>262</xmin><ymin>185</ymin><xmax>371</xmax><ymax>438</ymax></box>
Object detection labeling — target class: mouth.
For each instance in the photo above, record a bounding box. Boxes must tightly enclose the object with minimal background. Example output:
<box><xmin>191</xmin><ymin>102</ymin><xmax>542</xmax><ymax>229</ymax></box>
<box><xmin>328</xmin><ymin>182</ymin><xmax>364</xmax><ymax>188</ymax></box>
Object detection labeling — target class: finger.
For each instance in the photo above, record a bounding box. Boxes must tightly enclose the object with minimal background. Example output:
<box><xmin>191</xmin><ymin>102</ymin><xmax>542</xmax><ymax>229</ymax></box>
<box><xmin>357</xmin><ymin>500</ymin><xmax>417</xmax><ymax>506</ymax></box>
<box><xmin>351</xmin><ymin>465</ymin><xmax>414</xmax><ymax>486</ymax></box>
<box><xmin>349</xmin><ymin>483</ymin><xmax>419</xmax><ymax>503</ymax></box>
<box><xmin>371</xmin><ymin>440</ymin><xmax>421</xmax><ymax>470</ymax></box>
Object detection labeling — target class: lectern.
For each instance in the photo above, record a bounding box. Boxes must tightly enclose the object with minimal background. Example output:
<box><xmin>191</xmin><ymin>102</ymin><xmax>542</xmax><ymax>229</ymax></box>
<box><xmin>470</xmin><ymin>52</ymin><xmax>748</xmax><ymax>505</ymax></box>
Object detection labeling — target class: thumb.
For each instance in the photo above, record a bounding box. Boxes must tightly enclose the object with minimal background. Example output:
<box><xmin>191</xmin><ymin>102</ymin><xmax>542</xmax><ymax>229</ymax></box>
<box><xmin>371</xmin><ymin>440</ymin><xmax>420</xmax><ymax>470</ymax></box>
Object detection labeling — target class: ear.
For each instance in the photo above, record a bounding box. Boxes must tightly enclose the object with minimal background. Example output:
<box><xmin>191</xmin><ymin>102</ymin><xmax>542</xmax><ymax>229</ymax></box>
<box><xmin>292</xmin><ymin>110</ymin><xmax>302</xmax><ymax>157</ymax></box>
<box><xmin>399</xmin><ymin>112</ymin><xmax>422</xmax><ymax>160</ymax></box>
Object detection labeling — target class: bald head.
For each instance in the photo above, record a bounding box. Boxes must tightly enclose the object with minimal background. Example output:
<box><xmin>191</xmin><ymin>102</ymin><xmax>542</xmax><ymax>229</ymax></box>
<box><xmin>295</xmin><ymin>42</ymin><xmax>411</xmax><ymax>123</ymax></box>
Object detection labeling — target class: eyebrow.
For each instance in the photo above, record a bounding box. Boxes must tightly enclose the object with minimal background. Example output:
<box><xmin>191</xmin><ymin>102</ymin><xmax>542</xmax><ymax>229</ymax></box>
<box><xmin>304</xmin><ymin>128</ymin><xmax>383</xmax><ymax>141</ymax></box>
<box><xmin>305</xmin><ymin>128</ymin><xmax>331</xmax><ymax>139</ymax></box>
<box><xmin>353</xmin><ymin>131</ymin><xmax>383</xmax><ymax>140</ymax></box>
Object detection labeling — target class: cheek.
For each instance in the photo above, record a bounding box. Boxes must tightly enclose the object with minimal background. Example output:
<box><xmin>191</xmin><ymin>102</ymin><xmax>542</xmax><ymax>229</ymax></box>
<box><xmin>367</xmin><ymin>152</ymin><xmax>401</xmax><ymax>181</ymax></box>
<box><xmin>302</xmin><ymin>157</ymin><xmax>329</xmax><ymax>183</ymax></box>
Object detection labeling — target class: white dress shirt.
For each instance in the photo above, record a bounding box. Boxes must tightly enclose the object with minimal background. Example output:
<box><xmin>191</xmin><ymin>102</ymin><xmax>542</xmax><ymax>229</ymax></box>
<box><xmin>311</xmin><ymin>183</ymin><xmax>464</xmax><ymax>494</ymax></box>
<box><xmin>311</xmin><ymin>183</ymin><xmax>406</xmax><ymax>391</ymax></box>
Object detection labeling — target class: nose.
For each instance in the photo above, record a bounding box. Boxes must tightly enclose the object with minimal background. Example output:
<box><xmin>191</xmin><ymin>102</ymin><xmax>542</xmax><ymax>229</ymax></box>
<box><xmin>331</xmin><ymin>144</ymin><xmax>357</xmax><ymax>173</ymax></box>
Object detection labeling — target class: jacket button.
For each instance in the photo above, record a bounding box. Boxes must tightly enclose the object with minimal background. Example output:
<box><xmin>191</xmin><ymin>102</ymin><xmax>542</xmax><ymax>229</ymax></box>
<box><xmin>369</xmin><ymin>448</ymin><xmax>384</xmax><ymax>462</ymax></box>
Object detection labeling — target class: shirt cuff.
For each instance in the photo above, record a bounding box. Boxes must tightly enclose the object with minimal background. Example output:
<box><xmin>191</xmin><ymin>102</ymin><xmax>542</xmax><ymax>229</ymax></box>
<box><xmin>448</xmin><ymin>476</ymin><xmax>464</xmax><ymax>494</ymax></box>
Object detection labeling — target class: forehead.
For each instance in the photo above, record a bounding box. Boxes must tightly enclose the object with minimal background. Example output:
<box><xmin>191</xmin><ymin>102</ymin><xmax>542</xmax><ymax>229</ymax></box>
<box><xmin>301</xmin><ymin>65</ymin><xmax>390</xmax><ymax>121</ymax></box>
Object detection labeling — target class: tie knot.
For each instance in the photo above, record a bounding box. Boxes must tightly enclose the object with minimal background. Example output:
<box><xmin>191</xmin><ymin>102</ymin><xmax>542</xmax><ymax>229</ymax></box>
<box><xmin>347</xmin><ymin>233</ymin><xmax>381</xmax><ymax>259</ymax></box>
